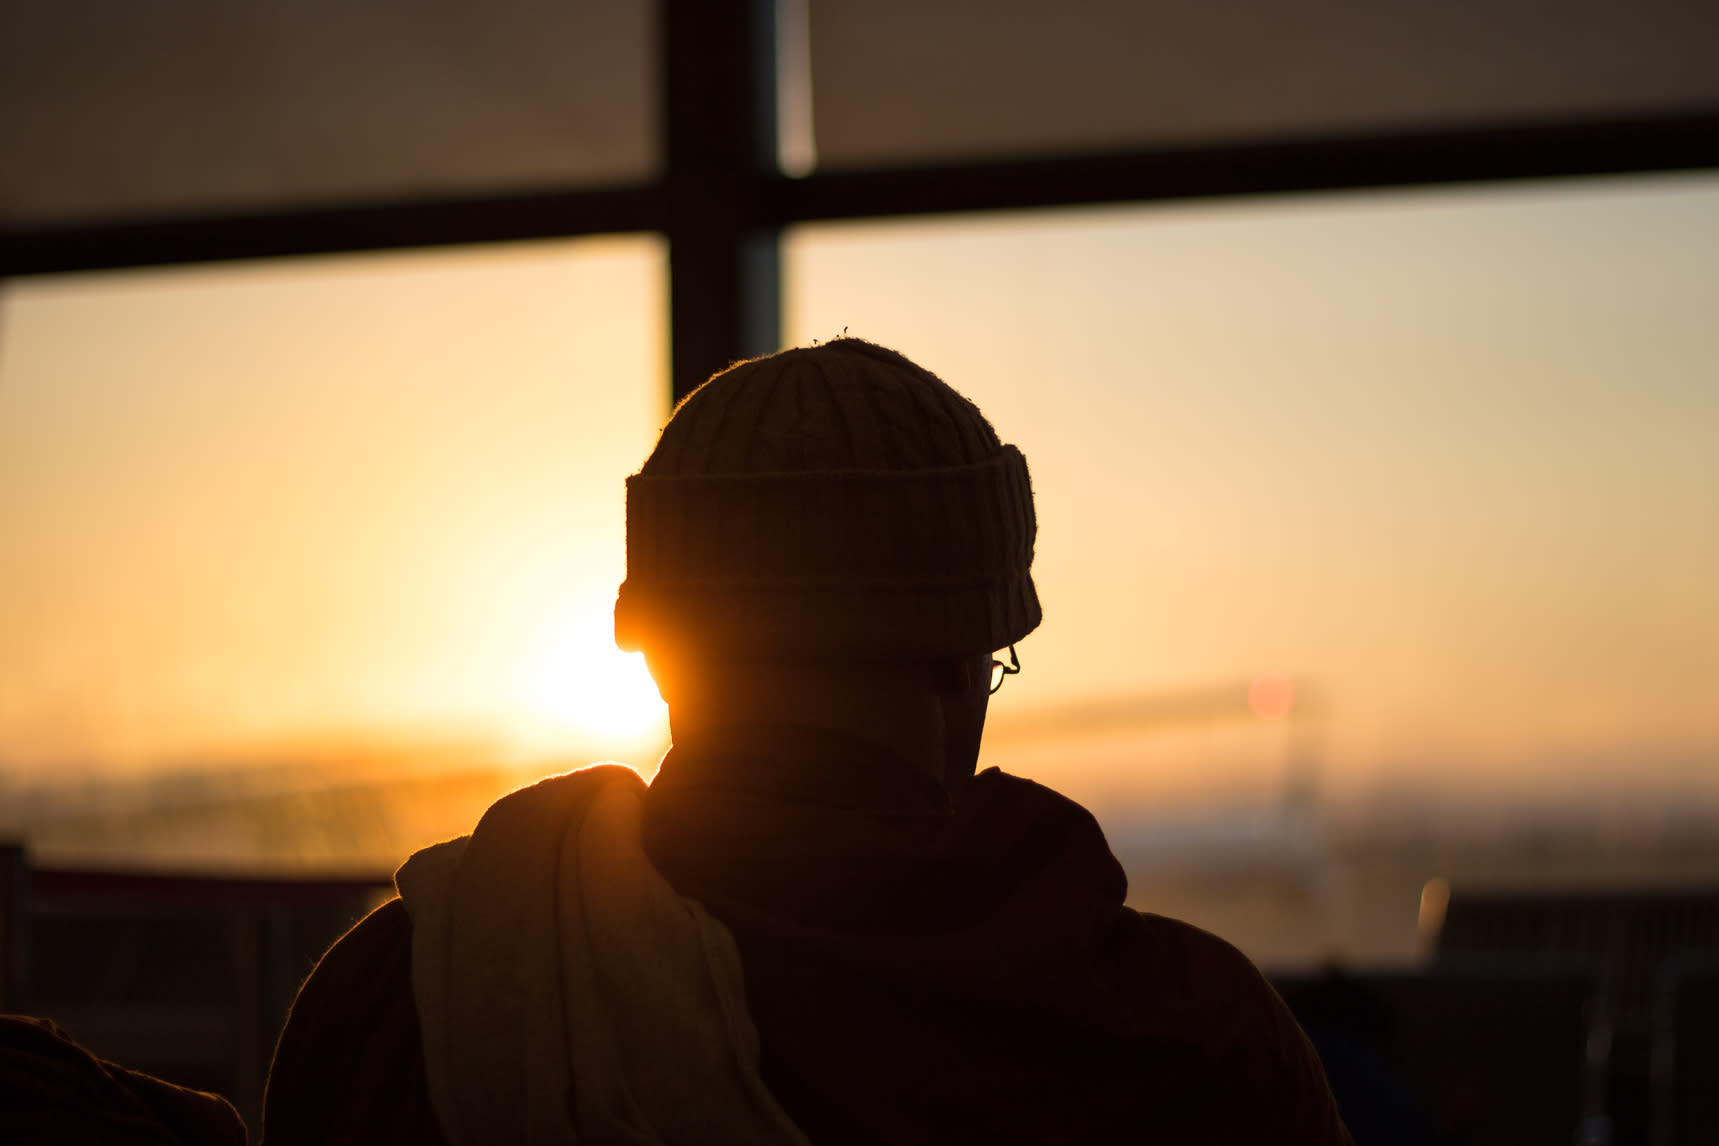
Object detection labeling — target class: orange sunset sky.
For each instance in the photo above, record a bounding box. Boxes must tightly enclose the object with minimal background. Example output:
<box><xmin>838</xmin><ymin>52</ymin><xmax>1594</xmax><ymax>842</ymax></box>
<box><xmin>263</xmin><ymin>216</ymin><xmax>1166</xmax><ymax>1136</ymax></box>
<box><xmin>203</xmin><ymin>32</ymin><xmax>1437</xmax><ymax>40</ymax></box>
<box><xmin>2</xmin><ymin>173</ymin><xmax>1716</xmax><ymax>818</ymax></box>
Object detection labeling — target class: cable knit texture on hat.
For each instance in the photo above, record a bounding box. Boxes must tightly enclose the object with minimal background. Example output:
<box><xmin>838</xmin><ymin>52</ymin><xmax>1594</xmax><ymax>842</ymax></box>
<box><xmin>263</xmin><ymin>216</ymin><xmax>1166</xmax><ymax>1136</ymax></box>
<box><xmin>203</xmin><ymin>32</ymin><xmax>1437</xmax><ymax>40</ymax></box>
<box><xmin>614</xmin><ymin>339</ymin><xmax>1040</xmax><ymax>659</ymax></box>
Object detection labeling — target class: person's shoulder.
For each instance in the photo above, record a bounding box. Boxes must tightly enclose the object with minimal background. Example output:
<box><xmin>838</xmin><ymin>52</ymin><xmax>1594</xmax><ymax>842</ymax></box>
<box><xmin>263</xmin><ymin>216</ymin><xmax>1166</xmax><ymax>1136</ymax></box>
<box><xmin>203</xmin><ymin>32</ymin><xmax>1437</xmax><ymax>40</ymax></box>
<box><xmin>266</xmin><ymin>896</ymin><xmax>414</xmax><ymax>1078</ymax></box>
<box><xmin>264</xmin><ymin>897</ymin><xmax>447</xmax><ymax>1146</ymax></box>
<box><xmin>1125</xmin><ymin>910</ymin><xmax>1353</xmax><ymax>1144</ymax></box>
<box><xmin>326</xmin><ymin>895</ymin><xmax>413</xmax><ymax>962</ymax></box>
<box><xmin>1130</xmin><ymin>909</ymin><xmax>1265</xmax><ymax>982</ymax></box>
<box><xmin>966</xmin><ymin>767</ymin><xmax>1110</xmax><ymax>838</ymax></box>
<box><xmin>1</xmin><ymin>1013</ymin><xmax>246</xmax><ymax>1146</ymax></box>
<box><xmin>970</xmin><ymin>765</ymin><xmax>1088</xmax><ymax>807</ymax></box>
<box><xmin>1120</xmin><ymin>909</ymin><xmax>1284</xmax><ymax>1028</ymax></box>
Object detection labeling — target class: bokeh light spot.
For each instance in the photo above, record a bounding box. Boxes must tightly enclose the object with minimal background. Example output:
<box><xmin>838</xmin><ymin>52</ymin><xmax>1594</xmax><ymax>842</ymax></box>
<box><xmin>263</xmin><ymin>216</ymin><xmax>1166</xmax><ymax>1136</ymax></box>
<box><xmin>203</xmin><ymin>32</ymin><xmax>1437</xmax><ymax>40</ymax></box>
<box><xmin>1247</xmin><ymin>671</ymin><xmax>1296</xmax><ymax>720</ymax></box>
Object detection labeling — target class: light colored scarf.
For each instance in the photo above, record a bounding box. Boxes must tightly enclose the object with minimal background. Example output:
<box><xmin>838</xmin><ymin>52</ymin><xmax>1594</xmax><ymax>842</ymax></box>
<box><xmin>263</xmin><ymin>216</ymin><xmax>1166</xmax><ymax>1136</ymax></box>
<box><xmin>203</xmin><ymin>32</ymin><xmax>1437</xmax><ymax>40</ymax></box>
<box><xmin>395</xmin><ymin>764</ymin><xmax>811</xmax><ymax>1146</ymax></box>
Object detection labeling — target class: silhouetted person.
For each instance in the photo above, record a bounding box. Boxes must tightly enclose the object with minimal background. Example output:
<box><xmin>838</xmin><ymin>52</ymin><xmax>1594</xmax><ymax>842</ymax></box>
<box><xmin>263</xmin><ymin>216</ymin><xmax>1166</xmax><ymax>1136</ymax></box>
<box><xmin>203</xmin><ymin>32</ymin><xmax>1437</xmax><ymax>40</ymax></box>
<box><xmin>263</xmin><ymin>340</ymin><xmax>1351</xmax><ymax>1145</ymax></box>
<box><xmin>1</xmin><ymin>1014</ymin><xmax>246</xmax><ymax>1145</ymax></box>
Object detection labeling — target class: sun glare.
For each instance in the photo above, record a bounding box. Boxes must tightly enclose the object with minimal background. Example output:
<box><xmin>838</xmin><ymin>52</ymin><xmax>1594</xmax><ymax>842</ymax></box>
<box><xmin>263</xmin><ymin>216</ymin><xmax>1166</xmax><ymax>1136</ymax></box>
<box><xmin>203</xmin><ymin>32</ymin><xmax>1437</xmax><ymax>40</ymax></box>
<box><xmin>514</xmin><ymin>606</ymin><xmax>667</xmax><ymax>743</ymax></box>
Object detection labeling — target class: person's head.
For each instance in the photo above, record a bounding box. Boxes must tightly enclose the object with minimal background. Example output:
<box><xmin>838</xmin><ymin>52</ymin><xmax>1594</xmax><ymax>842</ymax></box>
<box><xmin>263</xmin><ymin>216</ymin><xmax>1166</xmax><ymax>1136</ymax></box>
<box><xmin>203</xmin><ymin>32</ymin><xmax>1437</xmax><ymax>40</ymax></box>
<box><xmin>614</xmin><ymin>338</ymin><xmax>1039</xmax><ymax>788</ymax></box>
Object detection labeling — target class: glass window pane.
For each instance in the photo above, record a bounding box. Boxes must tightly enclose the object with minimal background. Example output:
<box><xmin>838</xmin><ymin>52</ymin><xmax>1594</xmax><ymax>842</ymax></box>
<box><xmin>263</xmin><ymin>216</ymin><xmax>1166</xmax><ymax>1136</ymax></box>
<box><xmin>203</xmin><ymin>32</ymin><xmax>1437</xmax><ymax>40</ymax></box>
<box><xmin>1</xmin><ymin>0</ymin><xmax>657</xmax><ymax>226</ymax></box>
<box><xmin>0</xmin><ymin>237</ymin><xmax>669</xmax><ymax>869</ymax></box>
<box><xmin>787</xmin><ymin>174</ymin><xmax>1719</xmax><ymax>963</ymax></box>
<box><xmin>808</xmin><ymin>0</ymin><xmax>1719</xmax><ymax>169</ymax></box>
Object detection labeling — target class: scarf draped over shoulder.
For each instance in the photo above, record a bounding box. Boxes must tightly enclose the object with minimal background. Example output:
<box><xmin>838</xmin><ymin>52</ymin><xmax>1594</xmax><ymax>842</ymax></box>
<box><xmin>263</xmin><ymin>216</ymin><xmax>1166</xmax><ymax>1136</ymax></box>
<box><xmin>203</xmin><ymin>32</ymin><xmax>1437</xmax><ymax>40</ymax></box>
<box><xmin>395</xmin><ymin>764</ymin><xmax>809</xmax><ymax>1146</ymax></box>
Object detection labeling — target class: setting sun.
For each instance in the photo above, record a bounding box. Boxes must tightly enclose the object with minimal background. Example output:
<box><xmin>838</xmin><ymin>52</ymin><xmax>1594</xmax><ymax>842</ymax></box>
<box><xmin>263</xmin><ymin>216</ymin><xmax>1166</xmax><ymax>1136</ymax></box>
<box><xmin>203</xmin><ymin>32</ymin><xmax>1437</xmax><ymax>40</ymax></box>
<box><xmin>514</xmin><ymin>605</ymin><xmax>668</xmax><ymax>742</ymax></box>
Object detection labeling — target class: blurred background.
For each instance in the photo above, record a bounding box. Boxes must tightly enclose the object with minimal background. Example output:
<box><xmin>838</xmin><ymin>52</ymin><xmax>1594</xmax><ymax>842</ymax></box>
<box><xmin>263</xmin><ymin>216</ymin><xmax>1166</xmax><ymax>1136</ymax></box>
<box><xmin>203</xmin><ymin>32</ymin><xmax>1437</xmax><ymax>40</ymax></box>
<box><xmin>2</xmin><ymin>1</ymin><xmax>1717</xmax><ymax>1142</ymax></box>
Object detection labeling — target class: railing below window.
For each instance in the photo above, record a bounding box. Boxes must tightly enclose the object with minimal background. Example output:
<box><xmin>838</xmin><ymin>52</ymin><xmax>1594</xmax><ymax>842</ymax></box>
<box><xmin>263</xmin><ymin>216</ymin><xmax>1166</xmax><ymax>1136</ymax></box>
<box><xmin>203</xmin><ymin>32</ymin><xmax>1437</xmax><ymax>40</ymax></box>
<box><xmin>0</xmin><ymin>844</ymin><xmax>390</xmax><ymax>1133</ymax></box>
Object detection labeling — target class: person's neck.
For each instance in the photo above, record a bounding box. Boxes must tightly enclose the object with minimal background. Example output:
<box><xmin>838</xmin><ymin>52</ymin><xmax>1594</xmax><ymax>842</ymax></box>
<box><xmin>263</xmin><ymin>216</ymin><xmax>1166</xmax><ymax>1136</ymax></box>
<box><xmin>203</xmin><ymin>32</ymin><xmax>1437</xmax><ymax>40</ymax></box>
<box><xmin>666</xmin><ymin>668</ymin><xmax>950</xmax><ymax>787</ymax></box>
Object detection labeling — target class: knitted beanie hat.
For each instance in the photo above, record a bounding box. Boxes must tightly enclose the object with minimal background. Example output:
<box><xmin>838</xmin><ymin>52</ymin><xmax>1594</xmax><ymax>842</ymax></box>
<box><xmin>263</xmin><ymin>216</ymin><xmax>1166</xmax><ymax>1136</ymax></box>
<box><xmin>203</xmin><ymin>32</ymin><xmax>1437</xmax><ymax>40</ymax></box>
<box><xmin>613</xmin><ymin>338</ymin><xmax>1040</xmax><ymax>660</ymax></box>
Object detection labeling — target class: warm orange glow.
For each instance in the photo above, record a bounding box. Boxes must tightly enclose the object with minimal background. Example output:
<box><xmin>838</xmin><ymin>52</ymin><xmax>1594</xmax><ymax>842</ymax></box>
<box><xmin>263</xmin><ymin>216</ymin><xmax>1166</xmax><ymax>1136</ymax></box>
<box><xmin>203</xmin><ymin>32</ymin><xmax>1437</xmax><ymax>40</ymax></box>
<box><xmin>5</xmin><ymin>178</ymin><xmax>1719</xmax><ymax>840</ymax></box>
<box><xmin>513</xmin><ymin>605</ymin><xmax>667</xmax><ymax>743</ymax></box>
<box><xmin>0</xmin><ymin>238</ymin><xmax>669</xmax><ymax>772</ymax></box>
<box><xmin>1248</xmin><ymin>672</ymin><xmax>1296</xmax><ymax>721</ymax></box>
<box><xmin>788</xmin><ymin>177</ymin><xmax>1719</xmax><ymax>810</ymax></box>
<box><xmin>1418</xmin><ymin>876</ymin><xmax>1452</xmax><ymax>942</ymax></box>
